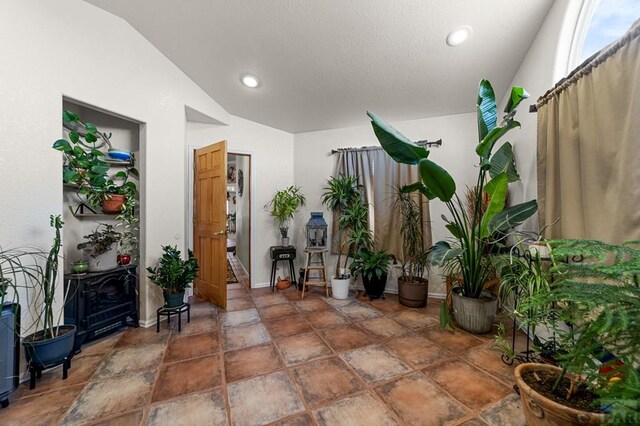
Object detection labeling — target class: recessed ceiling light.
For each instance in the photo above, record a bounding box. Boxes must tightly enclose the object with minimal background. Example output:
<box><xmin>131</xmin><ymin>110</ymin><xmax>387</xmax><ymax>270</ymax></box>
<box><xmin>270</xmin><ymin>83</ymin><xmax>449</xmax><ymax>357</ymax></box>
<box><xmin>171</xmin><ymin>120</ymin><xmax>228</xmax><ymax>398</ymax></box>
<box><xmin>446</xmin><ymin>25</ymin><xmax>473</xmax><ymax>47</ymax></box>
<box><xmin>241</xmin><ymin>74</ymin><xmax>259</xmax><ymax>88</ymax></box>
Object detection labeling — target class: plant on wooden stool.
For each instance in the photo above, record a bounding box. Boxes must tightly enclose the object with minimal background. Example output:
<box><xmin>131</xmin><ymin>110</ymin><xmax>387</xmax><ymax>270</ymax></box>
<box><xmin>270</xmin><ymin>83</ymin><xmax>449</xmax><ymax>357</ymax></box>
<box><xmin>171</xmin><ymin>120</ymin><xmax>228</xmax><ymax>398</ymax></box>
<box><xmin>147</xmin><ymin>245</ymin><xmax>199</xmax><ymax>308</ymax></box>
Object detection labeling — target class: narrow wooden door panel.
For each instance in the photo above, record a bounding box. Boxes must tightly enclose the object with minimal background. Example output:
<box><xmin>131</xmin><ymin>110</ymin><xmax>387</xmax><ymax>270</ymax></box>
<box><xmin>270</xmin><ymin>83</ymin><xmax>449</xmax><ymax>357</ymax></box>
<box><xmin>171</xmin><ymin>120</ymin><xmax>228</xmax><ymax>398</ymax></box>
<box><xmin>193</xmin><ymin>141</ymin><xmax>227</xmax><ymax>308</ymax></box>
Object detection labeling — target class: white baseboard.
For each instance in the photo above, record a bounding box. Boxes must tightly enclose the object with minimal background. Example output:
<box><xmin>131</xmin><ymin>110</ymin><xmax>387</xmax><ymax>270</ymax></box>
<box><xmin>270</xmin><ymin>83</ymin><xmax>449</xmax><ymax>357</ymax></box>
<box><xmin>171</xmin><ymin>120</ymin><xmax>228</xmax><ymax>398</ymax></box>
<box><xmin>252</xmin><ymin>281</ymin><xmax>271</xmax><ymax>289</ymax></box>
<box><xmin>138</xmin><ymin>318</ymin><xmax>160</xmax><ymax>328</ymax></box>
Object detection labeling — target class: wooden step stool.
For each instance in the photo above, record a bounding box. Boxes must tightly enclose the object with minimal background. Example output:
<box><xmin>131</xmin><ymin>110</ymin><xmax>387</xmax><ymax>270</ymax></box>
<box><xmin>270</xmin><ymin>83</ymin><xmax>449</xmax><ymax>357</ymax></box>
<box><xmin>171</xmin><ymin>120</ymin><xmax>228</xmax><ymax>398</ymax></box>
<box><xmin>301</xmin><ymin>248</ymin><xmax>329</xmax><ymax>299</ymax></box>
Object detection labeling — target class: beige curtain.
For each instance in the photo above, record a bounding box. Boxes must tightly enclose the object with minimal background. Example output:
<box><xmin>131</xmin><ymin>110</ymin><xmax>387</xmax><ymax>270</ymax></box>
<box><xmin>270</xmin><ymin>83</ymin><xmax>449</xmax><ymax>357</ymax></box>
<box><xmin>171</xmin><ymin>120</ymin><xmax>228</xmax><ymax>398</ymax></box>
<box><xmin>537</xmin><ymin>19</ymin><xmax>640</xmax><ymax>243</ymax></box>
<box><xmin>331</xmin><ymin>148</ymin><xmax>432</xmax><ymax>259</ymax></box>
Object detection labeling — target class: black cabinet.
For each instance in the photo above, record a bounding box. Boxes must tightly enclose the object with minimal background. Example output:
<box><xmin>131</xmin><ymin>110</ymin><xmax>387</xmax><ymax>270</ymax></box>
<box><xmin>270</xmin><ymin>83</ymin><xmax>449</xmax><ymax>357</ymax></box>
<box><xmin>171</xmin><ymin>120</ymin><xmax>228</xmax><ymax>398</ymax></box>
<box><xmin>0</xmin><ymin>303</ymin><xmax>19</xmax><ymax>408</ymax></box>
<box><xmin>64</xmin><ymin>265</ymin><xmax>139</xmax><ymax>353</ymax></box>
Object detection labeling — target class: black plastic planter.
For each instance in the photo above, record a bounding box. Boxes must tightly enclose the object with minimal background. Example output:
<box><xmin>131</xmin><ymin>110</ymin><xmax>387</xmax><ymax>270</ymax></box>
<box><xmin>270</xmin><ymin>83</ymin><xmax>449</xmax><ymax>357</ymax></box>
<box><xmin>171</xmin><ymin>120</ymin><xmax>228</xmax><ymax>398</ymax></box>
<box><xmin>362</xmin><ymin>273</ymin><xmax>388</xmax><ymax>300</ymax></box>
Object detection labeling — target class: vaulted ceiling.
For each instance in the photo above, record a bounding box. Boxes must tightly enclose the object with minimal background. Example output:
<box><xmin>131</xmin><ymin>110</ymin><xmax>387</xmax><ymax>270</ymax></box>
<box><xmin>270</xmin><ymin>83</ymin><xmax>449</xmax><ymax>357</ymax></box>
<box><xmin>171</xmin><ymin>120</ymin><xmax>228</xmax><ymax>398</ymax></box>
<box><xmin>86</xmin><ymin>0</ymin><xmax>554</xmax><ymax>133</ymax></box>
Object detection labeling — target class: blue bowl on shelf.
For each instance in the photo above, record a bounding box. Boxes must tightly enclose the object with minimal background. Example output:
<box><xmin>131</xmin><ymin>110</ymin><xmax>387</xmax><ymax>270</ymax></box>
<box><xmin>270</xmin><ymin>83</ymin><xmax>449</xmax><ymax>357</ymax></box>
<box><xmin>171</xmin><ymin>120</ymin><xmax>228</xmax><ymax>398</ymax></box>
<box><xmin>107</xmin><ymin>148</ymin><xmax>132</xmax><ymax>161</ymax></box>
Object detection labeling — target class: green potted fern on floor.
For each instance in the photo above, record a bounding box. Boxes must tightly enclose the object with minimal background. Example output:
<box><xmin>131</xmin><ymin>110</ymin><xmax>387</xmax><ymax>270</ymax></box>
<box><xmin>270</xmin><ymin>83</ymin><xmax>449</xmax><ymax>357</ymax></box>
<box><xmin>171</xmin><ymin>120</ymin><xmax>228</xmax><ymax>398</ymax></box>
<box><xmin>368</xmin><ymin>79</ymin><xmax>537</xmax><ymax>333</ymax></box>
<box><xmin>147</xmin><ymin>246</ymin><xmax>199</xmax><ymax>308</ymax></box>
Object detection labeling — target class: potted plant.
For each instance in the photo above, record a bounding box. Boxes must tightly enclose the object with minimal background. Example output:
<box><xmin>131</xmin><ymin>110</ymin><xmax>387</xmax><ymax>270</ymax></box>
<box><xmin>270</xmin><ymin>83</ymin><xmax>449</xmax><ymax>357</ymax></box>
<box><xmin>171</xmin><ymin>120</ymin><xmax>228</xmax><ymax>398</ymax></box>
<box><xmin>368</xmin><ymin>80</ymin><xmax>537</xmax><ymax>333</ymax></box>
<box><xmin>321</xmin><ymin>175</ymin><xmax>372</xmax><ymax>299</ymax></box>
<box><xmin>350</xmin><ymin>249</ymin><xmax>391</xmax><ymax>300</ymax></box>
<box><xmin>392</xmin><ymin>184</ymin><xmax>431</xmax><ymax>307</ymax></box>
<box><xmin>514</xmin><ymin>239</ymin><xmax>639</xmax><ymax>425</ymax></box>
<box><xmin>52</xmin><ymin>110</ymin><xmax>139</xmax><ymax>218</ymax></box>
<box><xmin>265</xmin><ymin>186</ymin><xmax>306</xmax><ymax>246</ymax></box>
<box><xmin>77</xmin><ymin>224</ymin><xmax>121</xmax><ymax>272</ymax></box>
<box><xmin>22</xmin><ymin>216</ymin><xmax>77</xmax><ymax>370</ymax></box>
<box><xmin>146</xmin><ymin>245</ymin><xmax>199</xmax><ymax>308</ymax></box>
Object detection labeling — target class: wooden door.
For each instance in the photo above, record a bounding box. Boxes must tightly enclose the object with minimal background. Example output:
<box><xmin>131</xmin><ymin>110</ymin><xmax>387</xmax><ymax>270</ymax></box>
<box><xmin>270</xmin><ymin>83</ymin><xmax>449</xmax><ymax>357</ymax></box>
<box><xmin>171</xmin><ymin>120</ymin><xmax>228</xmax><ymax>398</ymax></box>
<box><xmin>193</xmin><ymin>141</ymin><xmax>227</xmax><ymax>308</ymax></box>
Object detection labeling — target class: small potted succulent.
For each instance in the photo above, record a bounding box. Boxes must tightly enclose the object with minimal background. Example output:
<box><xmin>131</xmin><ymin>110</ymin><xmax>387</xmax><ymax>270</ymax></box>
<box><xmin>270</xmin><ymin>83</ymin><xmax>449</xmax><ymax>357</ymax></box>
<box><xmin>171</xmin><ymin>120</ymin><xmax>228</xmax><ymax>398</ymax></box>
<box><xmin>147</xmin><ymin>245</ymin><xmax>199</xmax><ymax>308</ymax></box>
<box><xmin>77</xmin><ymin>224</ymin><xmax>121</xmax><ymax>272</ymax></box>
<box><xmin>350</xmin><ymin>249</ymin><xmax>392</xmax><ymax>300</ymax></box>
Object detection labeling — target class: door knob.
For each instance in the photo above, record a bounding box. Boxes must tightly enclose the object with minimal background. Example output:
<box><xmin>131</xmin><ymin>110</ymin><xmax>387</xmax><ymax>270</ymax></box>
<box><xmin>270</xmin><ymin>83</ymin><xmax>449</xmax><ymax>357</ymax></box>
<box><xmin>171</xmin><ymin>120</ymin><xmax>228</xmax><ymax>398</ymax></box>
<box><xmin>214</xmin><ymin>230</ymin><xmax>226</xmax><ymax>236</ymax></box>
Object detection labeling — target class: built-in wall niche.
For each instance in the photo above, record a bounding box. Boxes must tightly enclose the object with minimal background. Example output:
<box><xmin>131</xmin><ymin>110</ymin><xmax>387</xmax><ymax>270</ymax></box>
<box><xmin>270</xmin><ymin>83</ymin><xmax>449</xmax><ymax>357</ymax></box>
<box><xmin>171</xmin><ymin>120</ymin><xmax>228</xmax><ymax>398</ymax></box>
<box><xmin>61</xmin><ymin>99</ymin><xmax>142</xmax><ymax>274</ymax></box>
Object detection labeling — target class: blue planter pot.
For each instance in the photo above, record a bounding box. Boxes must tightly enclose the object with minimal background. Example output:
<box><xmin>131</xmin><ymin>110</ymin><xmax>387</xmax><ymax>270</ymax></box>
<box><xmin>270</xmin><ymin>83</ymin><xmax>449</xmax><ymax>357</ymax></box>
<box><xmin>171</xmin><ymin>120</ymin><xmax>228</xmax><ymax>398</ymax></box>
<box><xmin>23</xmin><ymin>325</ymin><xmax>76</xmax><ymax>367</ymax></box>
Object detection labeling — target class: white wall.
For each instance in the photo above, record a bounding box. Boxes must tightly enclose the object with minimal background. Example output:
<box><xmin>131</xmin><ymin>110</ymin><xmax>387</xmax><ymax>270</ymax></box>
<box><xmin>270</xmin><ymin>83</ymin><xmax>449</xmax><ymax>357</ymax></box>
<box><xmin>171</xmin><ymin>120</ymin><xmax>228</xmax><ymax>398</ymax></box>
<box><xmin>501</xmin><ymin>0</ymin><xmax>583</xmax><ymax>233</ymax></box>
<box><xmin>186</xmin><ymin>115</ymin><xmax>295</xmax><ymax>288</ymax></box>
<box><xmin>293</xmin><ymin>112</ymin><xmax>478</xmax><ymax>296</ymax></box>
<box><xmin>0</xmin><ymin>0</ymin><xmax>230</xmax><ymax>328</ymax></box>
<box><xmin>234</xmin><ymin>154</ymin><xmax>251</xmax><ymax>270</ymax></box>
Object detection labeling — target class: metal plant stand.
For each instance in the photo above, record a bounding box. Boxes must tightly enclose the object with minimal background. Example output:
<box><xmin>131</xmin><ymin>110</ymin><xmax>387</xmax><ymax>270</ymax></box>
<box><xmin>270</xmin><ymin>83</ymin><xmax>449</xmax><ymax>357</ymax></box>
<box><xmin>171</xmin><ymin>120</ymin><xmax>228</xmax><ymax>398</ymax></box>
<box><xmin>156</xmin><ymin>303</ymin><xmax>191</xmax><ymax>333</ymax></box>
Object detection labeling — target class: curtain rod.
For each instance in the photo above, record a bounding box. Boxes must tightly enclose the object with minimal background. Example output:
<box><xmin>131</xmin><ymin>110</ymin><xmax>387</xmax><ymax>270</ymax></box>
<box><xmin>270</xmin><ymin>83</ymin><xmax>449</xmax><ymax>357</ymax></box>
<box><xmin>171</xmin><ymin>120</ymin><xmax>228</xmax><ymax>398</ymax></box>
<box><xmin>331</xmin><ymin>139</ymin><xmax>442</xmax><ymax>155</ymax></box>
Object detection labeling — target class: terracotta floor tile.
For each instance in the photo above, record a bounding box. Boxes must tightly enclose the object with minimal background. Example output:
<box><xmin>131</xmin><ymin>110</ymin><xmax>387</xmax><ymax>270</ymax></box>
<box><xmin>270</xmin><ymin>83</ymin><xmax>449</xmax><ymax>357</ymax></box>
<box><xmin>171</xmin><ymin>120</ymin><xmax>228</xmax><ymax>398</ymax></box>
<box><xmin>425</xmin><ymin>300</ymin><xmax>444</xmax><ymax>318</ymax></box>
<box><xmin>259</xmin><ymin>303</ymin><xmax>299</xmax><ymax>321</ymax></box>
<box><xmin>227</xmin><ymin>283</ymin><xmax>244</xmax><ymax>290</ymax></box>
<box><xmin>318</xmin><ymin>324</ymin><xmax>374</xmax><ymax>352</ymax></box>
<box><xmin>276</xmin><ymin>332</ymin><xmax>333</xmax><ymax>366</ymax></box>
<box><xmin>170</xmin><ymin>315</ymin><xmax>217</xmax><ymax>336</ymax></box>
<box><xmin>93</xmin><ymin>343</ymin><xmax>165</xmax><ymax>379</ymax></box>
<box><xmin>89</xmin><ymin>410</ymin><xmax>144</xmax><ymax>425</ymax></box>
<box><xmin>295</xmin><ymin>298</ymin><xmax>330</xmax><ymax>313</ymax></box>
<box><xmin>335</xmin><ymin>302</ymin><xmax>383</xmax><ymax>321</ymax></box>
<box><xmin>453</xmin><ymin>417</ymin><xmax>489</xmax><ymax>425</ymax></box>
<box><xmin>340</xmin><ymin>344</ymin><xmax>411</xmax><ymax>384</ymax></box>
<box><xmin>147</xmin><ymin>389</ymin><xmax>228</xmax><ymax>425</ymax></box>
<box><xmin>313</xmin><ymin>392</ymin><xmax>398</xmax><ymax>426</ymax></box>
<box><xmin>423</xmin><ymin>359</ymin><xmax>510</xmax><ymax>410</ymax></box>
<box><xmin>253</xmin><ymin>293</ymin><xmax>289</xmax><ymax>307</ymax></box>
<box><xmin>224</xmin><ymin>296</ymin><xmax>256</xmax><ymax>312</ymax></box>
<box><xmin>272</xmin><ymin>413</ymin><xmax>315</xmax><ymax>425</ymax></box>
<box><xmin>222</xmin><ymin>322</ymin><xmax>271</xmax><ymax>351</ymax></box>
<box><xmin>479</xmin><ymin>394</ymin><xmax>525</xmax><ymax>425</ymax></box>
<box><xmin>220</xmin><ymin>308</ymin><xmax>261</xmax><ymax>328</ymax></box>
<box><xmin>228</xmin><ymin>371</ymin><xmax>305</xmax><ymax>425</ymax></box>
<box><xmin>369</xmin><ymin>296</ymin><xmax>406</xmax><ymax>313</ymax></box>
<box><xmin>81</xmin><ymin>330</ymin><xmax>125</xmax><ymax>354</ymax></box>
<box><xmin>463</xmin><ymin>342</ymin><xmax>517</xmax><ymax>385</ymax></box>
<box><xmin>3</xmin><ymin>384</ymin><xmax>85</xmax><ymax>426</ymax></box>
<box><xmin>62</xmin><ymin>370</ymin><xmax>156</xmax><ymax>424</ymax></box>
<box><xmin>385</xmin><ymin>334</ymin><xmax>453</xmax><ymax>368</ymax></box>
<box><xmin>392</xmin><ymin>309</ymin><xmax>439</xmax><ymax>329</ymax></box>
<box><xmin>228</xmin><ymin>288</ymin><xmax>249</xmax><ymax>299</ymax></box>
<box><xmin>115</xmin><ymin>326</ymin><xmax>169</xmax><ymax>352</ymax></box>
<box><xmin>224</xmin><ymin>343</ymin><xmax>284</xmax><ymax>383</ymax></box>
<box><xmin>265</xmin><ymin>315</ymin><xmax>313</xmax><ymax>338</ymax></box>
<box><xmin>376</xmin><ymin>372</ymin><xmax>468</xmax><ymax>425</ymax></box>
<box><xmin>291</xmin><ymin>357</ymin><xmax>364</xmax><ymax>407</ymax></box>
<box><xmin>152</xmin><ymin>355</ymin><xmax>222</xmax><ymax>402</ymax></box>
<box><xmin>164</xmin><ymin>332</ymin><xmax>218</xmax><ymax>363</ymax></box>
<box><xmin>281</xmin><ymin>288</ymin><xmax>305</xmax><ymax>302</ymax></box>
<box><xmin>304</xmin><ymin>309</ymin><xmax>350</xmax><ymax>329</ymax></box>
<box><xmin>322</xmin><ymin>296</ymin><xmax>357</xmax><ymax>307</ymax></box>
<box><xmin>357</xmin><ymin>316</ymin><xmax>410</xmax><ymax>340</ymax></box>
<box><xmin>423</xmin><ymin>327</ymin><xmax>484</xmax><ymax>353</ymax></box>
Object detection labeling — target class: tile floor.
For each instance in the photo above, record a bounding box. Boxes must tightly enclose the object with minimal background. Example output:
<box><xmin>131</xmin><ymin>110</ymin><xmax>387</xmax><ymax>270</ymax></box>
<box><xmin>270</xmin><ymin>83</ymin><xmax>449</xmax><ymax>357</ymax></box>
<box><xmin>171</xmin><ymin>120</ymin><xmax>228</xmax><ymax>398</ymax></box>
<box><xmin>2</xmin><ymin>255</ymin><xmax>527</xmax><ymax>425</ymax></box>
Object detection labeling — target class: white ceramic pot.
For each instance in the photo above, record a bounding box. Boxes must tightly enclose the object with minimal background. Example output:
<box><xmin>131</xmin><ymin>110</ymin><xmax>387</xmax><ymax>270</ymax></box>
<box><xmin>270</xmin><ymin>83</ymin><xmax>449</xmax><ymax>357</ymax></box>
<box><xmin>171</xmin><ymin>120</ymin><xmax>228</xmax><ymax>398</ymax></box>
<box><xmin>87</xmin><ymin>243</ymin><xmax>118</xmax><ymax>272</ymax></box>
<box><xmin>527</xmin><ymin>241</ymin><xmax>551</xmax><ymax>259</ymax></box>
<box><xmin>331</xmin><ymin>277</ymin><xmax>351</xmax><ymax>299</ymax></box>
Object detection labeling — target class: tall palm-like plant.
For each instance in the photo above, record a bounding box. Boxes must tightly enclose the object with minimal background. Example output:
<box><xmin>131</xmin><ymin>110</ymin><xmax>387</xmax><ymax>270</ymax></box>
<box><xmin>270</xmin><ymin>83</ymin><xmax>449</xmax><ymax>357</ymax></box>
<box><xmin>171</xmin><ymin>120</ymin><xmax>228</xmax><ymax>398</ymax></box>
<box><xmin>392</xmin><ymin>184</ymin><xmax>430</xmax><ymax>281</ymax></box>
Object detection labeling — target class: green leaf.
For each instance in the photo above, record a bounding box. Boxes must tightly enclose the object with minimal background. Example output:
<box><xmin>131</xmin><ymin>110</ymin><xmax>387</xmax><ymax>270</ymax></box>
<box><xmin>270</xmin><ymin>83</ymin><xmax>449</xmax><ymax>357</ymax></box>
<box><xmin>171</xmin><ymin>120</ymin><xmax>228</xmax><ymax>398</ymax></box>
<box><xmin>429</xmin><ymin>241</ymin><xmax>461</xmax><ymax>265</ymax></box>
<box><xmin>440</xmin><ymin>301</ymin><xmax>455</xmax><ymax>330</ymax></box>
<box><xmin>62</xmin><ymin>110</ymin><xmax>78</xmax><ymax>122</ymax></box>
<box><xmin>85</xmin><ymin>122</ymin><xmax>97</xmax><ymax>133</ymax></box>
<box><xmin>90</xmin><ymin>149</ymin><xmax>105</xmax><ymax>157</ymax></box>
<box><xmin>401</xmin><ymin>182</ymin><xmax>435</xmax><ymax>200</ymax></box>
<box><xmin>489</xmin><ymin>200</ymin><xmax>538</xmax><ymax>233</ymax></box>
<box><xmin>489</xmin><ymin>142</ymin><xmax>520</xmax><ymax>182</ymax></box>
<box><xmin>69</xmin><ymin>131</ymin><xmax>80</xmax><ymax>143</ymax></box>
<box><xmin>504</xmin><ymin>86</ymin><xmax>530</xmax><ymax>114</ymax></box>
<box><xmin>52</xmin><ymin>139</ymin><xmax>71</xmax><ymax>152</ymax></box>
<box><xmin>84</xmin><ymin>132</ymin><xmax>97</xmax><ymax>143</ymax></box>
<box><xmin>475</xmin><ymin>120</ymin><xmax>520</xmax><ymax>160</ymax></box>
<box><xmin>91</xmin><ymin>164</ymin><xmax>110</xmax><ymax>175</ymax></box>
<box><xmin>367</xmin><ymin>111</ymin><xmax>429</xmax><ymax>165</ymax></box>
<box><xmin>446</xmin><ymin>223</ymin><xmax>464</xmax><ymax>239</ymax></box>
<box><xmin>480</xmin><ymin>173</ymin><xmax>508</xmax><ymax>238</ymax></box>
<box><xmin>73</xmin><ymin>146</ymin><xmax>84</xmax><ymax>156</ymax></box>
<box><xmin>418</xmin><ymin>158</ymin><xmax>456</xmax><ymax>202</ymax></box>
<box><xmin>114</xmin><ymin>171</ymin><xmax>128</xmax><ymax>179</ymax></box>
<box><xmin>477</xmin><ymin>79</ymin><xmax>497</xmax><ymax>143</ymax></box>
<box><xmin>62</xmin><ymin>168</ymin><xmax>80</xmax><ymax>183</ymax></box>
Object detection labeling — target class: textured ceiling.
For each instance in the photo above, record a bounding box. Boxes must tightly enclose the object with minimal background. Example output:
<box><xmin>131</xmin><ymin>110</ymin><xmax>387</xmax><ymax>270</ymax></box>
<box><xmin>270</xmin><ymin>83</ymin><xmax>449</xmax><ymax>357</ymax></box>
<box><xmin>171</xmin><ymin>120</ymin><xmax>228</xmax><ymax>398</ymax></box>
<box><xmin>86</xmin><ymin>0</ymin><xmax>554</xmax><ymax>133</ymax></box>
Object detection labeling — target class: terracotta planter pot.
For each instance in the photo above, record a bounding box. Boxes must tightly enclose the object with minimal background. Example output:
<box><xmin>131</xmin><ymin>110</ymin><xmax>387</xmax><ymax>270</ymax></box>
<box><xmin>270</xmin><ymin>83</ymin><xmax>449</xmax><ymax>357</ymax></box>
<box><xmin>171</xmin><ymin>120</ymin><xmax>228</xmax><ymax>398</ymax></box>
<box><xmin>398</xmin><ymin>276</ymin><xmax>428</xmax><ymax>307</ymax></box>
<box><xmin>102</xmin><ymin>194</ymin><xmax>126</xmax><ymax>214</ymax></box>
<box><xmin>514</xmin><ymin>363</ymin><xmax>607</xmax><ymax>425</ymax></box>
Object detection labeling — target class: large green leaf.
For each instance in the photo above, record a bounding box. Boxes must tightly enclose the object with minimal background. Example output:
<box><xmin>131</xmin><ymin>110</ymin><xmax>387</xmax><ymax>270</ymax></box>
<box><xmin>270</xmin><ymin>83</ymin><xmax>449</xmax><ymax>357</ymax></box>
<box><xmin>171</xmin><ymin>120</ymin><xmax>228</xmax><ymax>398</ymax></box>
<box><xmin>418</xmin><ymin>158</ymin><xmax>456</xmax><ymax>202</ymax></box>
<box><xmin>480</xmin><ymin>173</ymin><xmax>509</xmax><ymax>238</ymax></box>
<box><xmin>489</xmin><ymin>142</ymin><xmax>520</xmax><ymax>183</ymax></box>
<box><xmin>401</xmin><ymin>182</ymin><xmax>435</xmax><ymax>200</ymax></box>
<box><xmin>504</xmin><ymin>86</ymin><xmax>530</xmax><ymax>114</ymax></box>
<box><xmin>429</xmin><ymin>241</ymin><xmax>462</xmax><ymax>266</ymax></box>
<box><xmin>477</xmin><ymin>79</ymin><xmax>497</xmax><ymax>143</ymax></box>
<box><xmin>367</xmin><ymin>112</ymin><xmax>429</xmax><ymax>165</ymax></box>
<box><xmin>52</xmin><ymin>139</ymin><xmax>71</xmax><ymax>152</ymax></box>
<box><xmin>489</xmin><ymin>200</ymin><xmax>538</xmax><ymax>233</ymax></box>
<box><xmin>475</xmin><ymin>120</ymin><xmax>520</xmax><ymax>160</ymax></box>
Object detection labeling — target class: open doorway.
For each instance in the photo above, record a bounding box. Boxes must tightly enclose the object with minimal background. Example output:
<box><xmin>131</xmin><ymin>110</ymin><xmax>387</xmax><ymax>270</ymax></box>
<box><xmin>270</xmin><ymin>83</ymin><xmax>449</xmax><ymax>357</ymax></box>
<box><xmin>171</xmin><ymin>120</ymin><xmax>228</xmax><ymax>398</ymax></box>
<box><xmin>226</xmin><ymin>153</ymin><xmax>251</xmax><ymax>285</ymax></box>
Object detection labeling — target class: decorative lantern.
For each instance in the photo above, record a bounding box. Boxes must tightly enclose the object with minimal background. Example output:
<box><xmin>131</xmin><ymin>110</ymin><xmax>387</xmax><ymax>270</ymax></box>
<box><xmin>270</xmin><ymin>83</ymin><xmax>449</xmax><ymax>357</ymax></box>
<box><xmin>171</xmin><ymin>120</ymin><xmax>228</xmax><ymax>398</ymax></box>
<box><xmin>306</xmin><ymin>212</ymin><xmax>328</xmax><ymax>250</ymax></box>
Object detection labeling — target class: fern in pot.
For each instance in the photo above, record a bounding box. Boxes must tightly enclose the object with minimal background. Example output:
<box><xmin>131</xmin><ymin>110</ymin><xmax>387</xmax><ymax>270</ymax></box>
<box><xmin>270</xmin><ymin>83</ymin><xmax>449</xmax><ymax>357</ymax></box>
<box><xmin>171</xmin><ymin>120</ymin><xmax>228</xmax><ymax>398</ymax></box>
<box><xmin>368</xmin><ymin>80</ymin><xmax>537</xmax><ymax>333</ymax></box>
<box><xmin>147</xmin><ymin>245</ymin><xmax>199</xmax><ymax>308</ymax></box>
<box><xmin>266</xmin><ymin>186</ymin><xmax>306</xmax><ymax>246</ymax></box>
